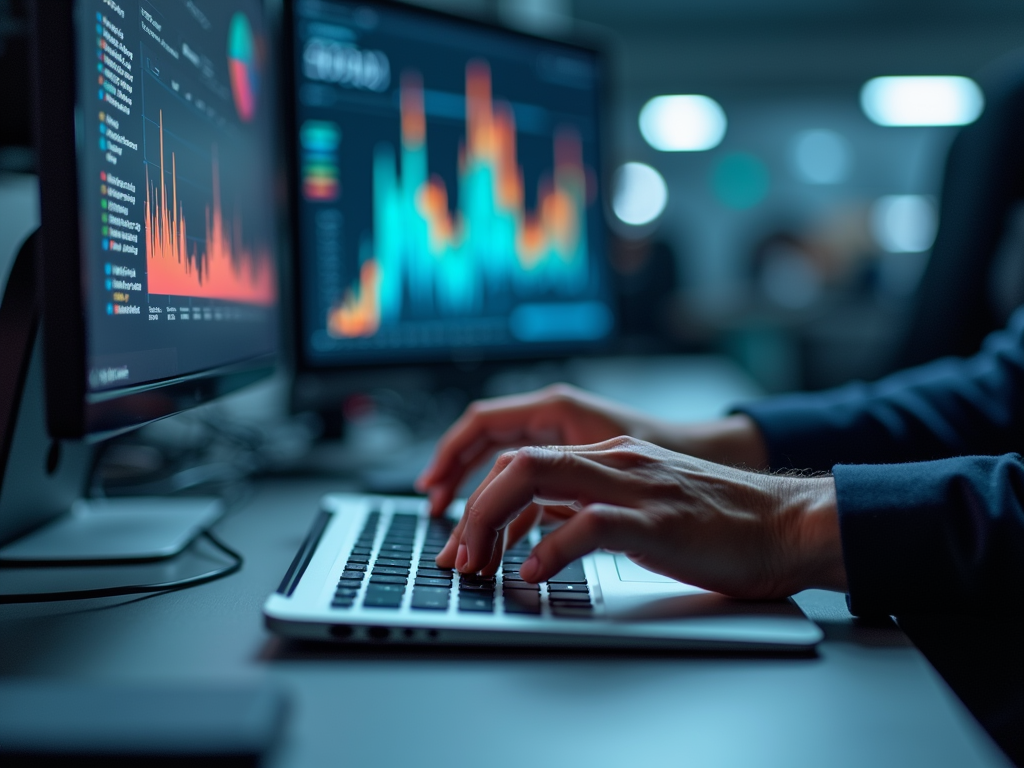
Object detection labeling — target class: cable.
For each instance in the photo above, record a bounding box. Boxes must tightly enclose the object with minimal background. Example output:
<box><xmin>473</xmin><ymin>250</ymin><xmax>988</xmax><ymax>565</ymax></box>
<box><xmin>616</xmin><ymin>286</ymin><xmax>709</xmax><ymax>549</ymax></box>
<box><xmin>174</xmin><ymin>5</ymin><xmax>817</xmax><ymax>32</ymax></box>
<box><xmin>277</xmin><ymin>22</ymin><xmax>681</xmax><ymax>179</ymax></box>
<box><xmin>0</xmin><ymin>530</ymin><xmax>243</xmax><ymax>604</ymax></box>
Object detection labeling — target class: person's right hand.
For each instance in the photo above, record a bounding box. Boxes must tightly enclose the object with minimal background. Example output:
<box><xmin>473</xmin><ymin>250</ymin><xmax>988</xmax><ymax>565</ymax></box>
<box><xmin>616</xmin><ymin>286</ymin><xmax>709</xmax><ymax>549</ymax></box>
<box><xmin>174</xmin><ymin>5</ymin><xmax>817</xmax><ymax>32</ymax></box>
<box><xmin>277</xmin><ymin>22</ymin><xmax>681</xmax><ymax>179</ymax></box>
<box><xmin>415</xmin><ymin>384</ymin><xmax>668</xmax><ymax>516</ymax></box>
<box><xmin>415</xmin><ymin>383</ymin><xmax>769</xmax><ymax>517</ymax></box>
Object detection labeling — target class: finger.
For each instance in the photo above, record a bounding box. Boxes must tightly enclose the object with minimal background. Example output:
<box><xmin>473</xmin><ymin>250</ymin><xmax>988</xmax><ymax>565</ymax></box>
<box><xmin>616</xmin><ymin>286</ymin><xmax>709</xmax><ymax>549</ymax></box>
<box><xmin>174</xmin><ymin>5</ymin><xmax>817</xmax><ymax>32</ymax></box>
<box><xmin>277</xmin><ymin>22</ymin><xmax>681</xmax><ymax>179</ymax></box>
<box><xmin>417</xmin><ymin>396</ymin><xmax>568</xmax><ymax>512</ymax></box>
<box><xmin>519</xmin><ymin>504</ymin><xmax>649</xmax><ymax>583</ymax></box>
<box><xmin>505</xmin><ymin>502</ymin><xmax>543</xmax><ymax>550</ymax></box>
<box><xmin>459</xmin><ymin>447</ymin><xmax>638</xmax><ymax>574</ymax></box>
<box><xmin>479</xmin><ymin>528</ymin><xmax>506</xmax><ymax>577</ymax></box>
<box><xmin>434</xmin><ymin>451</ymin><xmax>516</xmax><ymax>568</ymax></box>
<box><xmin>416</xmin><ymin>396</ymin><xmax>534</xmax><ymax>490</ymax></box>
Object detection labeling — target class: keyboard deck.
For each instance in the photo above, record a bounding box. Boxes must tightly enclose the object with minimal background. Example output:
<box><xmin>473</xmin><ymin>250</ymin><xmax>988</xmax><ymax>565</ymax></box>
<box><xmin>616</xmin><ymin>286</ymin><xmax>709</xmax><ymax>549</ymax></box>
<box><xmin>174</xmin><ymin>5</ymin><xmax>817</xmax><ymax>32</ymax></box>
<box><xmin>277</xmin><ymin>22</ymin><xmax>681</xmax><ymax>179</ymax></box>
<box><xmin>329</xmin><ymin>506</ymin><xmax>594</xmax><ymax>618</ymax></box>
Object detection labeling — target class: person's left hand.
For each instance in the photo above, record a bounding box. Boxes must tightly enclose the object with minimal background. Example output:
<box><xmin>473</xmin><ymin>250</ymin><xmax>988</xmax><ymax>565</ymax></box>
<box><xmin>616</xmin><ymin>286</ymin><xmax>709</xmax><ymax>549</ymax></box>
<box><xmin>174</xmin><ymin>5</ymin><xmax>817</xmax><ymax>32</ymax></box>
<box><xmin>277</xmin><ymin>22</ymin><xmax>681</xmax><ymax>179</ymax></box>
<box><xmin>434</xmin><ymin>437</ymin><xmax>847</xmax><ymax>600</ymax></box>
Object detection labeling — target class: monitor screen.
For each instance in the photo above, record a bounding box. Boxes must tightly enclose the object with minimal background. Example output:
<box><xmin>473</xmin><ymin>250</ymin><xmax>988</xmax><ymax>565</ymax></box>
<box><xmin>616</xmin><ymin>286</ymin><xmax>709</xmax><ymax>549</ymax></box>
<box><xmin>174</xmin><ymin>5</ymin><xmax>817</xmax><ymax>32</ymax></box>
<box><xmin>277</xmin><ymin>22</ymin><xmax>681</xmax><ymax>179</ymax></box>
<box><xmin>290</xmin><ymin>0</ymin><xmax>613</xmax><ymax>369</ymax></box>
<box><xmin>78</xmin><ymin>0</ymin><xmax>279</xmax><ymax>393</ymax></box>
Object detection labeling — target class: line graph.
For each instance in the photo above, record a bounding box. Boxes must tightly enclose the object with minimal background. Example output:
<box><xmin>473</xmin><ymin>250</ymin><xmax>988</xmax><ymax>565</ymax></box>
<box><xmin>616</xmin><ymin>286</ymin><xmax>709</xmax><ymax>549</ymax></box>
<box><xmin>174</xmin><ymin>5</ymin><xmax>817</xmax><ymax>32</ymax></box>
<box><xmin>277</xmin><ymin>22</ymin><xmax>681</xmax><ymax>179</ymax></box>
<box><xmin>327</xmin><ymin>60</ymin><xmax>590</xmax><ymax>339</ymax></box>
<box><xmin>144</xmin><ymin>111</ymin><xmax>276</xmax><ymax>305</ymax></box>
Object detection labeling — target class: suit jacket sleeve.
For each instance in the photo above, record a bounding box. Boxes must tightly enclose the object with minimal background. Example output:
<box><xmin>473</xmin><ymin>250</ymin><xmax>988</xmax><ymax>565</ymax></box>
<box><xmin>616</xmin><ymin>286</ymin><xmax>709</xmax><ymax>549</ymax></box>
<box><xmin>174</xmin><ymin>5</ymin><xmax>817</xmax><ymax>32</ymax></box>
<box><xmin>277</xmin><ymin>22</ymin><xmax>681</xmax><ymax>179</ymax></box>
<box><xmin>736</xmin><ymin>307</ymin><xmax>1024</xmax><ymax>614</ymax></box>
<box><xmin>736</xmin><ymin>306</ymin><xmax>1024</xmax><ymax>472</ymax></box>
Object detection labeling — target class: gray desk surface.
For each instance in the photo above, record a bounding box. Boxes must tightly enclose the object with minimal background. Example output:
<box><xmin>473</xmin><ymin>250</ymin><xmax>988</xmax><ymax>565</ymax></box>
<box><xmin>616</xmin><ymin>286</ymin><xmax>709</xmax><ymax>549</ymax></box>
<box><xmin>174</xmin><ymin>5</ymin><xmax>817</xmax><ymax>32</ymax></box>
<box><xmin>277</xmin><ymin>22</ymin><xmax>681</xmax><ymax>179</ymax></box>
<box><xmin>0</xmin><ymin>477</ymin><xmax>1010</xmax><ymax>768</ymax></box>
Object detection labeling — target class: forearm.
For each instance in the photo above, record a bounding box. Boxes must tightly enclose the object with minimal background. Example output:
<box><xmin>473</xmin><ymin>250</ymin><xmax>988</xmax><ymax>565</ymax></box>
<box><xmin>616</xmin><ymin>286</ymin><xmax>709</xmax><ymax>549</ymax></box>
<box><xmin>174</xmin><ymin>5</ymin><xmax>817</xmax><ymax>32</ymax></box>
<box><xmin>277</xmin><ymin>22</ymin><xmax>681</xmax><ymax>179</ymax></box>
<box><xmin>736</xmin><ymin>308</ymin><xmax>1024</xmax><ymax>471</ymax></box>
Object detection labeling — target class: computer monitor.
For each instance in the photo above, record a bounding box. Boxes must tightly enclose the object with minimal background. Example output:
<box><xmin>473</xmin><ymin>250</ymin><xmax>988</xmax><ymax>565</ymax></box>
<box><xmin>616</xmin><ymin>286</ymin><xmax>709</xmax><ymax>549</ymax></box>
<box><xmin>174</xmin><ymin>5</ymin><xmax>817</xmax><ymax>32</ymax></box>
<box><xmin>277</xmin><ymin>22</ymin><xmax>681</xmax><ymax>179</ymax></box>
<box><xmin>286</xmin><ymin>0</ymin><xmax>613</xmax><ymax>400</ymax></box>
<box><xmin>0</xmin><ymin>0</ymin><xmax>280</xmax><ymax>561</ymax></box>
<box><xmin>35</xmin><ymin>0</ymin><xmax>280</xmax><ymax>440</ymax></box>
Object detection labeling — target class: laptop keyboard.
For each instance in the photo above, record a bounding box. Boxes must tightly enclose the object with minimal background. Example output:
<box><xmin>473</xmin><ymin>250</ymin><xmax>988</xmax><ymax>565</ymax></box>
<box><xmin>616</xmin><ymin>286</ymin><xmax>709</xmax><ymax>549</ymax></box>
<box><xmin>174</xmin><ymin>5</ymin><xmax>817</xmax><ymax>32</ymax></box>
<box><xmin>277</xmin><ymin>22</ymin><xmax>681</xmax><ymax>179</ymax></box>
<box><xmin>330</xmin><ymin>505</ymin><xmax>594</xmax><ymax>618</ymax></box>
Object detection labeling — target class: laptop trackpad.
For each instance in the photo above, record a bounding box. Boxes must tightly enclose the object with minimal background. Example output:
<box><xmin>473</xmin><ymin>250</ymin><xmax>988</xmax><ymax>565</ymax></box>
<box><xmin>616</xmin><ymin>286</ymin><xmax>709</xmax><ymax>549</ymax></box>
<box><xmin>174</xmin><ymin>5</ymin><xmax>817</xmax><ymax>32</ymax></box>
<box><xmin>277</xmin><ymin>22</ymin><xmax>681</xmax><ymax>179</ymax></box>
<box><xmin>613</xmin><ymin>555</ymin><xmax>683</xmax><ymax>583</ymax></box>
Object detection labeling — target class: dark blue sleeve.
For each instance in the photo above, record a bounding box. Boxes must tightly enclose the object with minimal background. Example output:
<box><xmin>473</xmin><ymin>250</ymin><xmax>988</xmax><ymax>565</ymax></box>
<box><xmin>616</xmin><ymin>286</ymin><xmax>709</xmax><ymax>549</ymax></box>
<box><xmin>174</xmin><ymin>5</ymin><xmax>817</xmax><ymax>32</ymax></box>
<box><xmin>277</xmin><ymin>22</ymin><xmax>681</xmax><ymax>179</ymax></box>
<box><xmin>834</xmin><ymin>455</ymin><xmax>1024</xmax><ymax>615</ymax></box>
<box><xmin>734</xmin><ymin>309</ymin><xmax>1024</xmax><ymax>614</ymax></box>
<box><xmin>736</xmin><ymin>306</ymin><xmax>1024</xmax><ymax>472</ymax></box>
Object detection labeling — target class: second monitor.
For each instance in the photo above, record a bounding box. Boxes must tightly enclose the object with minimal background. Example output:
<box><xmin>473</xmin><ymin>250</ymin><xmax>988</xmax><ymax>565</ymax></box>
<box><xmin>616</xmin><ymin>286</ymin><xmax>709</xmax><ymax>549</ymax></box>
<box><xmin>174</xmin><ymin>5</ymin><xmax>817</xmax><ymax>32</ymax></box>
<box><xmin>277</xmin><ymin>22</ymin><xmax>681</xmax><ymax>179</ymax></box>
<box><xmin>287</xmin><ymin>0</ymin><xmax>613</xmax><ymax>378</ymax></box>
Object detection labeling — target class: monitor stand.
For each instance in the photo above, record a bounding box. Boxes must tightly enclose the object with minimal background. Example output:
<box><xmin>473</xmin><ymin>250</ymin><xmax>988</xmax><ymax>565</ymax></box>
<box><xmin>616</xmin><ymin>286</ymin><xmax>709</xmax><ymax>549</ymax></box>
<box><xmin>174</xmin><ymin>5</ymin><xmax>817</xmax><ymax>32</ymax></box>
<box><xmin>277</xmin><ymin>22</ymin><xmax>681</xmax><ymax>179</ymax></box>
<box><xmin>0</xmin><ymin>232</ymin><xmax>221</xmax><ymax>565</ymax></box>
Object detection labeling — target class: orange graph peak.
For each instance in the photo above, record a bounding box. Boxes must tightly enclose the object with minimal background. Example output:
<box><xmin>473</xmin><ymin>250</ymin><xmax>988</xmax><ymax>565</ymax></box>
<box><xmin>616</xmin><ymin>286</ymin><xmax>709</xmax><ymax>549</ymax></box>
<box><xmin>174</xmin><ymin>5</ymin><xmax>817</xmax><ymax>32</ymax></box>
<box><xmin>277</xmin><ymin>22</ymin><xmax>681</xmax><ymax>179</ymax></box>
<box><xmin>144</xmin><ymin>110</ymin><xmax>275</xmax><ymax>305</ymax></box>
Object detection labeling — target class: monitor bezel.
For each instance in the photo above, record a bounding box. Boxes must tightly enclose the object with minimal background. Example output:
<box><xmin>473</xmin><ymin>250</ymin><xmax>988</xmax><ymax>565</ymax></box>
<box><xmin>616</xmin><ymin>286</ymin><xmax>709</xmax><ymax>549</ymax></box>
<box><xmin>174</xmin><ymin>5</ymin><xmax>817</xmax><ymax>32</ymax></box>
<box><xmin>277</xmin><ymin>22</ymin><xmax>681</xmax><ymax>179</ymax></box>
<box><xmin>283</xmin><ymin>0</ymin><xmax>617</xmax><ymax>384</ymax></box>
<box><xmin>30</xmin><ymin>0</ymin><xmax>279</xmax><ymax>441</ymax></box>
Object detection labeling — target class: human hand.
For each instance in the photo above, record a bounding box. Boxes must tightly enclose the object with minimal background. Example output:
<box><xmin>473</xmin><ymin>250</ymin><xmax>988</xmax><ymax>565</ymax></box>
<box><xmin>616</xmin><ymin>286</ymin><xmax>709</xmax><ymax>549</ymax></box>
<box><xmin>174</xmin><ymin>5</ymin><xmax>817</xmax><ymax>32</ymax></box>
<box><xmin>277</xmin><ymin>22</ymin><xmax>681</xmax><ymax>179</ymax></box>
<box><xmin>434</xmin><ymin>437</ymin><xmax>847</xmax><ymax>600</ymax></box>
<box><xmin>416</xmin><ymin>383</ymin><xmax>769</xmax><ymax>516</ymax></box>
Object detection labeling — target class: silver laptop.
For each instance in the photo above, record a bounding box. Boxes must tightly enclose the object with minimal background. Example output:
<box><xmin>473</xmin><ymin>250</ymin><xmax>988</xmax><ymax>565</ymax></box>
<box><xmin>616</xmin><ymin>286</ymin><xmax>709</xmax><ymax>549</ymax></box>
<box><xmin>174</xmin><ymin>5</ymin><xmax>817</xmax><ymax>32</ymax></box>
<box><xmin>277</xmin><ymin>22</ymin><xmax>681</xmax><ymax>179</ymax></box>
<box><xmin>263</xmin><ymin>494</ymin><xmax>823</xmax><ymax>651</ymax></box>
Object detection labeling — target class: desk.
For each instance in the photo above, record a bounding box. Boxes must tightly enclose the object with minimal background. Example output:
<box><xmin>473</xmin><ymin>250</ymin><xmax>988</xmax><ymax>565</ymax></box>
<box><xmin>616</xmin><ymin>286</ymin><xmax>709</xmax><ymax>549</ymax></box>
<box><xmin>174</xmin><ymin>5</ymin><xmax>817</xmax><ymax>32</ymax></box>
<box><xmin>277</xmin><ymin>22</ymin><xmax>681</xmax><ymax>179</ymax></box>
<box><xmin>0</xmin><ymin>475</ymin><xmax>1010</xmax><ymax>768</ymax></box>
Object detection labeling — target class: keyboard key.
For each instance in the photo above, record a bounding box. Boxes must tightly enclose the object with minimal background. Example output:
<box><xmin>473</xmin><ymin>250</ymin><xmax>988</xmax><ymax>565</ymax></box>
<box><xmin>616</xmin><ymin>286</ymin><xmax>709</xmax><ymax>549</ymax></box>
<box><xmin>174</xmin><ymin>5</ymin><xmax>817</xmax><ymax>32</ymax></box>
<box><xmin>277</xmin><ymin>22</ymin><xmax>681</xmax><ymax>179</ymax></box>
<box><xmin>331</xmin><ymin>598</ymin><xmax>354</xmax><ymax>609</ymax></box>
<box><xmin>371</xmin><ymin>566</ymin><xmax>410</xmax><ymax>577</ymax></box>
<box><xmin>501</xmin><ymin>580</ymin><xmax>538</xmax><ymax>590</ymax></box>
<box><xmin>547</xmin><ymin>591</ymin><xmax>591</xmax><ymax>603</ymax></box>
<box><xmin>547</xmin><ymin>583</ymin><xmax>588</xmax><ymax>592</ymax></box>
<box><xmin>502</xmin><ymin>554</ymin><xmax>528</xmax><ymax>563</ymax></box>
<box><xmin>548</xmin><ymin>562</ymin><xmax>587</xmax><ymax>584</ymax></box>
<box><xmin>458</xmin><ymin>595</ymin><xmax>494</xmax><ymax>612</ymax></box>
<box><xmin>336</xmin><ymin>578</ymin><xmax>363</xmax><ymax>589</ymax></box>
<box><xmin>335</xmin><ymin>586</ymin><xmax>359</xmax><ymax>597</ymax></box>
<box><xmin>363</xmin><ymin>584</ymin><xmax>404</xmax><ymax>608</ymax></box>
<box><xmin>382</xmin><ymin>538</ymin><xmax>417</xmax><ymax>548</ymax></box>
<box><xmin>380</xmin><ymin>543</ymin><xmax>414</xmax><ymax>554</ymax></box>
<box><xmin>411</xmin><ymin>587</ymin><xmax>451</xmax><ymax>610</ymax></box>
<box><xmin>369</xmin><ymin>574</ymin><xmax>409</xmax><ymax>586</ymax></box>
<box><xmin>350</xmin><ymin>547</ymin><xmax>372</xmax><ymax>556</ymax></box>
<box><xmin>460</xmin><ymin>574</ymin><xmax>496</xmax><ymax>585</ymax></box>
<box><xmin>418</xmin><ymin>575</ymin><xmax>452</xmax><ymax>585</ymax></box>
<box><xmin>344</xmin><ymin>560</ymin><xmax>368</xmax><ymax>569</ymax></box>
<box><xmin>459</xmin><ymin>582</ymin><xmax>495</xmax><ymax>593</ymax></box>
<box><xmin>376</xmin><ymin>557</ymin><xmax>413</xmax><ymax>567</ymax></box>
<box><xmin>415</xmin><ymin>577</ymin><xmax>452</xmax><ymax>588</ymax></box>
<box><xmin>340</xmin><ymin>570</ymin><xmax>366</xmax><ymax>581</ymax></box>
<box><xmin>417</xmin><ymin>569</ymin><xmax>452</xmax><ymax>580</ymax></box>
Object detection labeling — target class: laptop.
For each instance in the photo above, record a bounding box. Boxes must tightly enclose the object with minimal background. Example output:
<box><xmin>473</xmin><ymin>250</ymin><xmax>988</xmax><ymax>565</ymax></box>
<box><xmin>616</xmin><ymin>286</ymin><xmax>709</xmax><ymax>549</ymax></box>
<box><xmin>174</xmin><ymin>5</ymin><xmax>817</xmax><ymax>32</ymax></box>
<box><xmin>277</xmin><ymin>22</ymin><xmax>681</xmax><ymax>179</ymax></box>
<box><xmin>263</xmin><ymin>494</ymin><xmax>823</xmax><ymax>651</ymax></box>
<box><xmin>266</xmin><ymin>1</ymin><xmax>822</xmax><ymax>650</ymax></box>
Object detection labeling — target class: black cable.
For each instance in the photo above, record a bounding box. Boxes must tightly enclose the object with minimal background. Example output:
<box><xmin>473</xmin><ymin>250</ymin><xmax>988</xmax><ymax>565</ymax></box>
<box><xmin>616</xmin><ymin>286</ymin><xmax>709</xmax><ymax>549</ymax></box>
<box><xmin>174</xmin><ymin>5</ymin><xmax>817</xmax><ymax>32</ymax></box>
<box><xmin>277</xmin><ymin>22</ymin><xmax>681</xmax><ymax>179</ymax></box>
<box><xmin>0</xmin><ymin>530</ymin><xmax>243</xmax><ymax>604</ymax></box>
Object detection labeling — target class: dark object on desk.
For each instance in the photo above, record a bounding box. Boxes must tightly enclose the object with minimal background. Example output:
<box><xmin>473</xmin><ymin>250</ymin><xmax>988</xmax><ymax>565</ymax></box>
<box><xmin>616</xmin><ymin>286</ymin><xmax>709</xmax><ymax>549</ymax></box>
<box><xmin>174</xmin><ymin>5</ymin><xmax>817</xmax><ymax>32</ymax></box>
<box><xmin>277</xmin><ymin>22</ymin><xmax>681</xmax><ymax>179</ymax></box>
<box><xmin>896</xmin><ymin>51</ymin><xmax>1024</xmax><ymax>370</ymax></box>
<box><xmin>0</xmin><ymin>681</ymin><xmax>287</xmax><ymax>767</ymax></box>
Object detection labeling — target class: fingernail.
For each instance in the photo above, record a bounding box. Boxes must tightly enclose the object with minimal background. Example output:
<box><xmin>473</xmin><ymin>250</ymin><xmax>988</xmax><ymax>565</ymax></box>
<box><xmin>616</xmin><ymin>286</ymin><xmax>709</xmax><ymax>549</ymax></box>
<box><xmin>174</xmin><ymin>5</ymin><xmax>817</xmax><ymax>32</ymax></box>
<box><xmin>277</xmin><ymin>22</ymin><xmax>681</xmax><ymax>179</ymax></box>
<box><xmin>520</xmin><ymin>554</ymin><xmax>540</xmax><ymax>582</ymax></box>
<box><xmin>455</xmin><ymin>543</ymin><xmax>469</xmax><ymax>571</ymax></box>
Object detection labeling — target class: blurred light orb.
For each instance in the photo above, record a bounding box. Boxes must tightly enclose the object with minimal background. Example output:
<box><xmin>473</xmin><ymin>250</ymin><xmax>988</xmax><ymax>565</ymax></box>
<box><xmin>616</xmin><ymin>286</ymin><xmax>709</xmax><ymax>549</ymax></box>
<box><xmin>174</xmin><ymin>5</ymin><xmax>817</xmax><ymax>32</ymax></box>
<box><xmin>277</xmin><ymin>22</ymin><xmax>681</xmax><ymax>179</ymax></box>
<box><xmin>860</xmin><ymin>76</ymin><xmax>984</xmax><ymax>127</ymax></box>
<box><xmin>789</xmin><ymin>129</ymin><xmax>851</xmax><ymax>185</ymax></box>
<box><xmin>612</xmin><ymin>162</ymin><xmax>668</xmax><ymax>226</ymax></box>
<box><xmin>871</xmin><ymin>195</ymin><xmax>938</xmax><ymax>253</ymax></box>
<box><xmin>639</xmin><ymin>95</ymin><xmax>727</xmax><ymax>152</ymax></box>
<box><xmin>712</xmin><ymin>152</ymin><xmax>770</xmax><ymax>210</ymax></box>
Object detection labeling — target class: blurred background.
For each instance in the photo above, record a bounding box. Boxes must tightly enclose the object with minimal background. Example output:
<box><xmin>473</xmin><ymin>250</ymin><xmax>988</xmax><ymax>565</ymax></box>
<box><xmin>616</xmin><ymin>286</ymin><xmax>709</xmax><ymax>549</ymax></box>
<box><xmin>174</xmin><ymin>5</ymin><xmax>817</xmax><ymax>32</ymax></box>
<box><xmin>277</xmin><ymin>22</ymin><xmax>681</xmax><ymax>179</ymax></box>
<box><xmin>404</xmin><ymin>0</ymin><xmax>1024</xmax><ymax>392</ymax></box>
<box><xmin>4</xmin><ymin>0</ymin><xmax>1024</xmax><ymax>491</ymax></box>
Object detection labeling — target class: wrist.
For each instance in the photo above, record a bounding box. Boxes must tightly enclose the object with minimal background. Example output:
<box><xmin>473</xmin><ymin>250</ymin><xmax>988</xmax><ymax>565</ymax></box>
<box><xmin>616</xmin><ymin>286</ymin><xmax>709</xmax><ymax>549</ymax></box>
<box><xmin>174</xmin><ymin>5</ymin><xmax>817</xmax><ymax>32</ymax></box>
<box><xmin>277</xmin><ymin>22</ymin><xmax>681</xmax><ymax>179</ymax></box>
<box><xmin>782</xmin><ymin>477</ymin><xmax>848</xmax><ymax>594</ymax></box>
<box><xmin>665</xmin><ymin>415</ymin><xmax>769</xmax><ymax>469</ymax></box>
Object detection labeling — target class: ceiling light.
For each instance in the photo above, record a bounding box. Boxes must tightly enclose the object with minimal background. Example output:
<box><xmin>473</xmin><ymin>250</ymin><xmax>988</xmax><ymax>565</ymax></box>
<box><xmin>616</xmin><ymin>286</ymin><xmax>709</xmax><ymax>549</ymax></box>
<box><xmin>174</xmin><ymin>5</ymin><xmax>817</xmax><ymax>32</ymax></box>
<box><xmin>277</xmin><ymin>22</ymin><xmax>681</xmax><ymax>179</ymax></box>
<box><xmin>639</xmin><ymin>95</ymin><xmax>726</xmax><ymax>152</ymax></box>
<box><xmin>860</xmin><ymin>76</ymin><xmax>984</xmax><ymax>127</ymax></box>
<box><xmin>612</xmin><ymin>162</ymin><xmax>668</xmax><ymax>226</ymax></box>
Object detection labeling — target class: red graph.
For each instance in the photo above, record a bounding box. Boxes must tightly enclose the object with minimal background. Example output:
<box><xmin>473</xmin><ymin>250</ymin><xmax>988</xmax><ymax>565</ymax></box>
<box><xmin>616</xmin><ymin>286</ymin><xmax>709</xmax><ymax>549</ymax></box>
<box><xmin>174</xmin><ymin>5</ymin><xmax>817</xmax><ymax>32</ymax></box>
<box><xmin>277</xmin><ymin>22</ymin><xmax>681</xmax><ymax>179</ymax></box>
<box><xmin>144</xmin><ymin>111</ymin><xmax>276</xmax><ymax>305</ymax></box>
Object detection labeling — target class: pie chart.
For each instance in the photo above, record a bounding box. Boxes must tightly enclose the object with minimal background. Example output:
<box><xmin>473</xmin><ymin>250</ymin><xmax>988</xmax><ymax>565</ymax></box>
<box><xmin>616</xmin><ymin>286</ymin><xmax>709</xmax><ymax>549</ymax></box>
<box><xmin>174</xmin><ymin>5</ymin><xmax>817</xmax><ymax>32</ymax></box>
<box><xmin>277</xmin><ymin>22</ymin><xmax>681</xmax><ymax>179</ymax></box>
<box><xmin>228</xmin><ymin>12</ymin><xmax>258</xmax><ymax>122</ymax></box>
